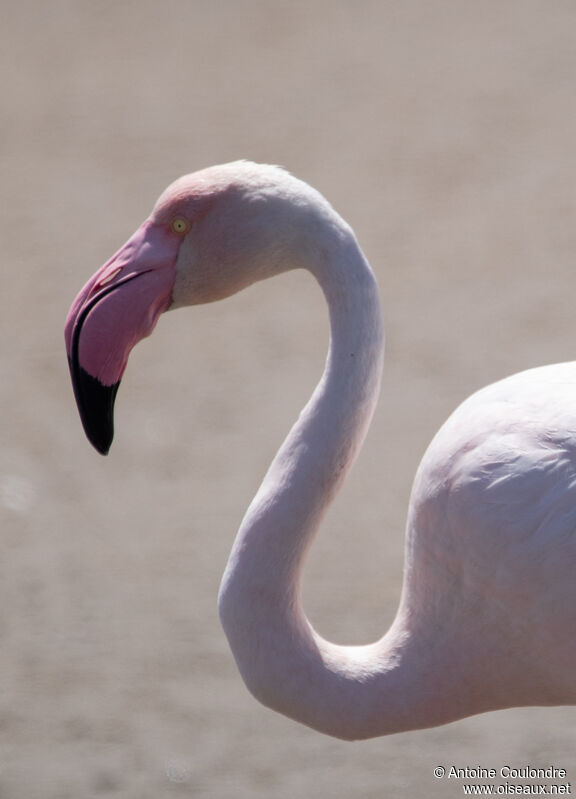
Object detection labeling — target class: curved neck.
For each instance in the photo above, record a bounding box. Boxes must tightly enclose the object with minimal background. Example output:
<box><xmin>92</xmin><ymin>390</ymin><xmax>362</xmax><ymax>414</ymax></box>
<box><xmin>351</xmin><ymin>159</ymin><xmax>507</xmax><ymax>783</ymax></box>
<box><xmin>228</xmin><ymin>235</ymin><xmax>386</xmax><ymax>600</ymax></box>
<box><xmin>218</xmin><ymin>228</ymin><xmax>458</xmax><ymax>739</ymax></box>
<box><xmin>219</xmin><ymin>230</ymin><xmax>383</xmax><ymax>599</ymax></box>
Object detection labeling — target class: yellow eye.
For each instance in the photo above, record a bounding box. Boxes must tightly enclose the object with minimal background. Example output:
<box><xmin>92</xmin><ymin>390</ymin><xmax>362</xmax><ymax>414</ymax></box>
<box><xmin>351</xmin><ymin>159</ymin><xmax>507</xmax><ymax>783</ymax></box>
<box><xmin>171</xmin><ymin>217</ymin><xmax>190</xmax><ymax>235</ymax></box>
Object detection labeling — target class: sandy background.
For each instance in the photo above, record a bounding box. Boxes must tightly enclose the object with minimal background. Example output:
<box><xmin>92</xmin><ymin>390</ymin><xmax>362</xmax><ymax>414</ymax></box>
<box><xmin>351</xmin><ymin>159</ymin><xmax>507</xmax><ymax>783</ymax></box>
<box><xmin>1</xmin><ymin>1</ymin><xmax>575</xmax><ymax>796</ymax></box>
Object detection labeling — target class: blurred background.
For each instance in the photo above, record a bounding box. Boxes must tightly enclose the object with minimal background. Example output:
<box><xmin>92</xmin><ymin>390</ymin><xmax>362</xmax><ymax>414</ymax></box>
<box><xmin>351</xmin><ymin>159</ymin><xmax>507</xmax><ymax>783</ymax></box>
<box><xmin>1</xmin><ymin>1</ymin><xmax>575</xmax><ymax>796</ymax></box>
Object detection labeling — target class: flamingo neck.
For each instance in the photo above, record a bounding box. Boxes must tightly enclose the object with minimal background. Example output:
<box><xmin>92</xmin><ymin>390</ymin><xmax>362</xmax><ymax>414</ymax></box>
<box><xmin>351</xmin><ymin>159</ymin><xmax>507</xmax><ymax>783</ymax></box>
<box><xmin>218</xmin><ymin>226</ymin><xmax>466</xmax><ymax>739</ymax></box>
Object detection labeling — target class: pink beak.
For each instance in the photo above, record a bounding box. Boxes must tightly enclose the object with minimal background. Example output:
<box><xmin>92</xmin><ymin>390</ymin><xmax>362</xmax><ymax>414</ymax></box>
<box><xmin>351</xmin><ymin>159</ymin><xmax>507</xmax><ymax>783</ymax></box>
<box><xmin>65</xmin><ymin>221</ymin><xmax>181</xmax><ymax>454</ymax></box>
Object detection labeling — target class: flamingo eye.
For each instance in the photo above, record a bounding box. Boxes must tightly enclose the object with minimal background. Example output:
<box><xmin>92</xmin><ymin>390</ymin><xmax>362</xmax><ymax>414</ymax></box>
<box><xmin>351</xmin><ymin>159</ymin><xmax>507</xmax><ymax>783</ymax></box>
<box><xmin>171</xmin><ymin>217</ymin><xmax>190</xmax><ymax>235</ymax></box>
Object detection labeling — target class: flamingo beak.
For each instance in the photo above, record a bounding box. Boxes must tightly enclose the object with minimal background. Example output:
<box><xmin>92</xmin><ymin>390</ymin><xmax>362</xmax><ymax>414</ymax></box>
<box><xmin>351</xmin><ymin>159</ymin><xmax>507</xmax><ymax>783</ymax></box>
<box><xmin>65</xmin><ymin>221</ymin><xmax>181</xmax><ymax>454</ymax></box>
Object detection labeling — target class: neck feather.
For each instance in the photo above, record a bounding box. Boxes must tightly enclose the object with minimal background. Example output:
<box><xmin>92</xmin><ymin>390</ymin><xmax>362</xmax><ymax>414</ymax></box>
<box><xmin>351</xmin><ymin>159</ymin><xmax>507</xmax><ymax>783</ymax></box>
<box><xmin>217</xmin><ymin>225</ymin><xmax>454</xmax><ymax>739</ymax></box>
<box><xmin>219</xmin><ymin>228</ymin><xmax>383</xmax><ymax>592</ymax></box>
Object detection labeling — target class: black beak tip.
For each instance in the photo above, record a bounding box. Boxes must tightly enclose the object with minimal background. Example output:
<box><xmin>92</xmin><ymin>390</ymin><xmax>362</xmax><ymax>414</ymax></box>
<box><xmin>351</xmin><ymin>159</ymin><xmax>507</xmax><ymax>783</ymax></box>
<box><xmin>68</xmin><ymin>359</ymin><xmax>119</xmax><ymax>455</ymax></box>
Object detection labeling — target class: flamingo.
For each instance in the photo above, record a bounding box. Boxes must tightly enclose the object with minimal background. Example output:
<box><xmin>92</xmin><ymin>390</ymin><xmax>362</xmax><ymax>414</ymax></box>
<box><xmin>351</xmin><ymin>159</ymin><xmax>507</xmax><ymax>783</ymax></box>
<box><xmin>65</xmin><ymin>161</ymin><xmax>576</xmax><ymax>740</ymax></box>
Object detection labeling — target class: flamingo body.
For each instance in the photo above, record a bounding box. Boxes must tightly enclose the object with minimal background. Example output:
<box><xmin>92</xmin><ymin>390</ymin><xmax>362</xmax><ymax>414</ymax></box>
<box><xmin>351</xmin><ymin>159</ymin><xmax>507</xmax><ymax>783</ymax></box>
<box><xmin>405</xmin><ymin>363</ymin><xmax>576</xmax><ymax>710</ymax></box>
<box><xmin>65</xmin><ymin>162</ymin><xmax>576</xmax><ymax>739</ymax></box>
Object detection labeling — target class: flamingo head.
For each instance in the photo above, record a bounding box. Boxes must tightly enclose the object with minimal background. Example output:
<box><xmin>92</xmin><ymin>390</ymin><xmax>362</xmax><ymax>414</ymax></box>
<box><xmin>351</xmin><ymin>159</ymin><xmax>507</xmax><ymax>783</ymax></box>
<box><xmin>65</xmin><ymin>161</ymin><xmax>330</xmax><ymax>454</ymax></box>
